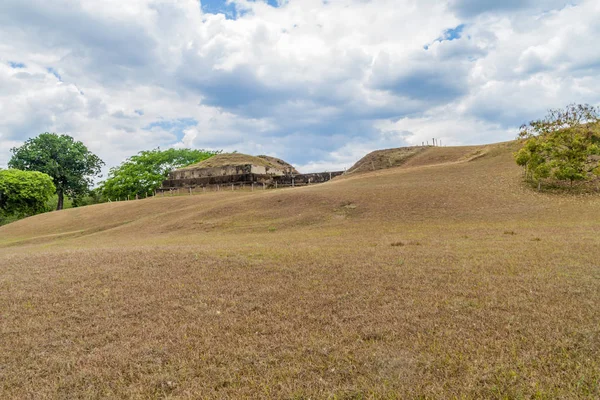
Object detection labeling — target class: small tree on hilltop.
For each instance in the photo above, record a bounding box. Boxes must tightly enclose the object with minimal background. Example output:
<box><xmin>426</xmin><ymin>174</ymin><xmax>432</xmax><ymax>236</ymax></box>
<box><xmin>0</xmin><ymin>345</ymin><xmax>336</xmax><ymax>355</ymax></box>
<box><xmin>515</xmin><ymin>104</ymin><xmax>600</xmax><ymax>190</ymax></box>
<box><xmin>0</xmin><ymin>169</ymin><xmax>56</xmax><ymax>220</ymax></box>
<box><xmin>9</xmin><ymin>133</ymin><xmax>105</xmax><ymax>210</ymax></box>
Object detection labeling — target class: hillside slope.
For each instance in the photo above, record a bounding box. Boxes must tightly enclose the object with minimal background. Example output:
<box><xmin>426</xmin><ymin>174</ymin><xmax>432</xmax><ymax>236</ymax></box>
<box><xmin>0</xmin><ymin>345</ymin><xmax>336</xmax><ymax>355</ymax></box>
<box><xmin>346</xmin><ymin>143</ymin><xmax>491</xmax><ymax>175</ymax></box>
<box><xmin>0</xmin><ymin>142</ymin><xmax>528</xmax><ymax>245</ymax></box>
<box><xmin>1</xmin><ymin>141</ymin><xmax>600</xmax><ymax>399</ymax></box>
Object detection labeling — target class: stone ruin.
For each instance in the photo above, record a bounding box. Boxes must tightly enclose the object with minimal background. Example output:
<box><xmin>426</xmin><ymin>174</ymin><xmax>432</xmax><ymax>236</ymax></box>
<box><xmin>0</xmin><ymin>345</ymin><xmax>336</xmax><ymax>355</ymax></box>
<box><xmin>160</xmin><ymin>153</ymin><xmax>344</xmax><ymax>190</ymax></box>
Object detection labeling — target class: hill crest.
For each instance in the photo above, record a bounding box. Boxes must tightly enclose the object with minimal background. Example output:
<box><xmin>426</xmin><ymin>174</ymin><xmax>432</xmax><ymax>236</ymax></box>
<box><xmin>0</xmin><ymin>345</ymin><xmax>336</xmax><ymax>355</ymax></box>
<box><xmin>347</xmin><ymin>144</ymin><xmax>492</xmax><ymax>175</ymax></box>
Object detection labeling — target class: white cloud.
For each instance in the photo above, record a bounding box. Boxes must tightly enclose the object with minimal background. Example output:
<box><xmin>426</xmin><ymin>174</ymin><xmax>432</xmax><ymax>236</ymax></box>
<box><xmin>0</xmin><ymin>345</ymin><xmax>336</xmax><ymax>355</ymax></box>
<box><xmin>0</xmin><ymin>0</ymin><xmax>599</xmax><ymax>174</ymax></box>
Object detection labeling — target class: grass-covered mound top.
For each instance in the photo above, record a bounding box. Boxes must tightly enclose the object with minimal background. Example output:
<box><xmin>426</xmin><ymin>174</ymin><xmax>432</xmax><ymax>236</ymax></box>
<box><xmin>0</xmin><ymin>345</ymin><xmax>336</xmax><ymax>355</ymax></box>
<box><xmin>180</xmin><ymin>153</ymin><xmax>298</xmax><ymax>173</ymax></box>
<box><xmin>257</xmin><ymin>155</ymin><xmax>300</xmax><ymax>174</ymax></box>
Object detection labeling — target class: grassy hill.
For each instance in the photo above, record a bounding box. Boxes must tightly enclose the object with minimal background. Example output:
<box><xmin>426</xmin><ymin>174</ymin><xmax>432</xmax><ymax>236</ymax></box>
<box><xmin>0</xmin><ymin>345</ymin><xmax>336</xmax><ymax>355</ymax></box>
<box><xmin>1</xmin><ymin>142</ymin><xmax>599</xmax><ymax>398</ymax></box>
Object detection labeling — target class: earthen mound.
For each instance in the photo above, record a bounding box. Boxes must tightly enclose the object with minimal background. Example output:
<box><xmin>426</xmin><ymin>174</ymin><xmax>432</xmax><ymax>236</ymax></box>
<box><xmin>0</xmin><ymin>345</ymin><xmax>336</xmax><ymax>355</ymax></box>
<box><xmin>181</xmin><ymin>153</ymin><xmax>297</xmax><ymax>172</ymax></box>
<box><xmin>347</xmin><ymin>146</ymin><xmax>425</xmax><ymax>174</ymax></box>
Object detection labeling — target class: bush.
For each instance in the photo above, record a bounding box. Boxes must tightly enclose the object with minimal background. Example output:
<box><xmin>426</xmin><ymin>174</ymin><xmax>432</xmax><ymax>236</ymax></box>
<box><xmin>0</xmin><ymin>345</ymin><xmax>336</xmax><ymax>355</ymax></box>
<box><xmin>515</xmin><ymin>104</ymin><xmax>600</xmax><ymax>190</ymax></box>
<box><xmin>0</xmin><ymin>169</ymin><xmax>56</xmax><ymax>222</ymax></box>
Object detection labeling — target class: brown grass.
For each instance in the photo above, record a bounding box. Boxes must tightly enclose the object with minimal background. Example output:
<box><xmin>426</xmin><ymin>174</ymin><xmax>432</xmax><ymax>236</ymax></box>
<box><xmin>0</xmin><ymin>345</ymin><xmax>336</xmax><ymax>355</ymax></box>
<box><xmin>1</xmin><ymin>142</ymin><xmax>600</xmax><ymax>398</ymax></box>
<box><xmin>346</xmin><ymin>146</ymin><xmax>425</xmax><ymax>174</ymax></box>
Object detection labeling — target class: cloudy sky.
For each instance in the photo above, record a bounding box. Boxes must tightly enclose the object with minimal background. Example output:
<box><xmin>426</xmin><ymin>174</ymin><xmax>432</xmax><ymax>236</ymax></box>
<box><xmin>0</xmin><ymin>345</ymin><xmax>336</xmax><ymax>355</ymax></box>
<box><xmin>1</xmin><ymin>0</ymin><xmax>599</xmax><ymax>173</ymax></box>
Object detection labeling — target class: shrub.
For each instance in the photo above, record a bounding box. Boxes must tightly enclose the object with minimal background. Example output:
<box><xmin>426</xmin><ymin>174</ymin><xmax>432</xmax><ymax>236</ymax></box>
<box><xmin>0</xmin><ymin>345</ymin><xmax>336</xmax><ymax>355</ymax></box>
<box><xmin>0</xmin><ymin>169</ymin><xmax>56</xmax><ymax>221</ymax></box>
<box><xmin>515</xmin><ymin>104</ymin><xmax>600</xmax><ymax>190</ymax></box>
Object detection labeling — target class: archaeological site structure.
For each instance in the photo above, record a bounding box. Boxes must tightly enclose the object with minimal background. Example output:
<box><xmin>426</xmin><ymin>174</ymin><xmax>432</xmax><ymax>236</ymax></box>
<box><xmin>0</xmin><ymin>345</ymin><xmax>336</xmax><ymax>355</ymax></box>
<box><xmin>160</xmin><ymin>153</ymin><xmax>344</xmax><ymax>190</ymax></box>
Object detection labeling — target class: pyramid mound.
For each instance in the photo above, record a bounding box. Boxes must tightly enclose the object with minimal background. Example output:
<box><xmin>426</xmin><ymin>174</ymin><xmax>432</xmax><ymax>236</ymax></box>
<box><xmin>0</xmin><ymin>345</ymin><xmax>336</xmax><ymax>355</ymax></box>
<box><xmin>181</xmin><ymin>153</ymin><xmax>273</xmax><ymax>169</ymax></box>
<box><xmin>180</xmin><ymin>153</ymin><xmax>298</xmax><ymax>174</ymax></box>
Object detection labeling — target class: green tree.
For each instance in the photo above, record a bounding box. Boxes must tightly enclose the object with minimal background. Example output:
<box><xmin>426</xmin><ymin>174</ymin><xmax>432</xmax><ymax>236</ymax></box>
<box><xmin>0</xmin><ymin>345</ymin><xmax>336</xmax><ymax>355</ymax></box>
<box><xmin>0</xmin><ymin>169</ymin><xmax>56</xmax><ymax>220</ymax></box>
<box><xmin>100</xmin><ymin>148</ymin><xmax>220</xmax><ymax>200</ymax></box>
<box><xmin>515</xmin><ymin>104</ymin><xmax>600</xmax><ymax>189</ymax></box>
<box><xmin>9</xmin><ymin>133</ymin><xmax>104</xmax><ymax>210</ymax></box>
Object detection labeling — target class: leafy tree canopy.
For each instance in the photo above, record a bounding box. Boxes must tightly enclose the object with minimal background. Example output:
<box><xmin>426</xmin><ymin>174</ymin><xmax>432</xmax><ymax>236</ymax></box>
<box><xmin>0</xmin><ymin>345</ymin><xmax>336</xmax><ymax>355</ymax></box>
<box><xmin>0</xmin><ymin>169</ymin><xmax>56</xmax><ymax>219</ymax></box>
<box><xmin>515</xmin><ymin>104</ymin><xmax>600</xmax><ymax>188</ymax></box>
<box><xmin>9</xmin><ymin>133</ymin><xmax>104</xmax><ymax>210</ymax></box>
<box><xmin>100</xmin><ymin>148</ymin><xmax>220</xmax><ymax>200</ymax></box>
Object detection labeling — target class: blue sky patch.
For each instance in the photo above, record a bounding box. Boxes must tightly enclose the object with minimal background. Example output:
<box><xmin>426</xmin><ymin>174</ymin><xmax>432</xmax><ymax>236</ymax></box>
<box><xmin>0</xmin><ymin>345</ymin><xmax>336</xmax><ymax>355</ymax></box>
<box><xmin>47</xmin><ymin>67</ymin><xmax>62</xmax><ymax>81</ymax></box>
<box><xmin>200</xmin><ymin>0</ymin><xmax>279</xmax><ymax>19</ymax></box>
<box><xmin>424</xmin><ymin>24</ymin><xmax>466</xmax><ymax>50</ymax></box>
<box><xmin>143</xmin><ymin>118</ymin><xmax>198</xmax><ymax>141</ymax></box>
<box><xmin>444</xmin><ymin>24</ymin><xmax>466</xmax><ymax>40</ymax></box>
<box><xmin>9</xmin><ymin>61</ymin><xmax>26</xmax><ymax>68</ymax></box>
<box><xmin>201</xmin><ymin>0</ymin><xmax>238</xmax><ymax>19</ymax></box>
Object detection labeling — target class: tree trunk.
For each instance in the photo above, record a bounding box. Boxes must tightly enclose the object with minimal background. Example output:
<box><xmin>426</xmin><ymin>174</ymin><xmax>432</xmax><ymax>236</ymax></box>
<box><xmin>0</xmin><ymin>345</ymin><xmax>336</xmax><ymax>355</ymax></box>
<box><xmin>57</xmin><ymin>190</ymin><xmax>64</xmax><ymax>211</ymax></box>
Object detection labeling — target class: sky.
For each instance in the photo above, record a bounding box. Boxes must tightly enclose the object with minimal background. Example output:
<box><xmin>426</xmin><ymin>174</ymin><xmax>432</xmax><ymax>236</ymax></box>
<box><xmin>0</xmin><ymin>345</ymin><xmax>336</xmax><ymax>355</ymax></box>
<box><xmin>1</xmin><ymin>0</ymin><xmax>599</xmax><ymax>173</ymax></box>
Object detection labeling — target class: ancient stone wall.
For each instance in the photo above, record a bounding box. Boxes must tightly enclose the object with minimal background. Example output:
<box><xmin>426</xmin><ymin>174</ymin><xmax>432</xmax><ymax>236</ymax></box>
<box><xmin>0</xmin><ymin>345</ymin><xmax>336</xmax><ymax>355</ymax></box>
<box><xmin>162</xmin><ymin>173</ymin><xmax>276</xmax><ymax>188</ymax></box>
<box><xmin>169</xmin><ymin>164</ymin><xmax>285</xmax><ymax>181</ymax></box>
<box><xmin>274</xmin><ymin>171</ymin><xmax>345</xmax><ymax>185</ymax></box>
<box><xmin>161</xmin><ymin>170</ymin><xmax>344</xmax><ymax>190</ymax></box>
<box><xmin>161</xmin><ymin>158</ymin><xmax>345</xmax><ymax>190</ymax></box>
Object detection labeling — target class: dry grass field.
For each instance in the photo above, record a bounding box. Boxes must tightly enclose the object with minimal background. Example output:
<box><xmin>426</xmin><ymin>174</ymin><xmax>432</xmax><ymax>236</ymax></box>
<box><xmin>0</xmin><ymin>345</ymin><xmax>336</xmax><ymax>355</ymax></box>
<box><xmin>1</xmin><ymin>142</ymin><xmax>599</xmax><ymax>399</ymax></box>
